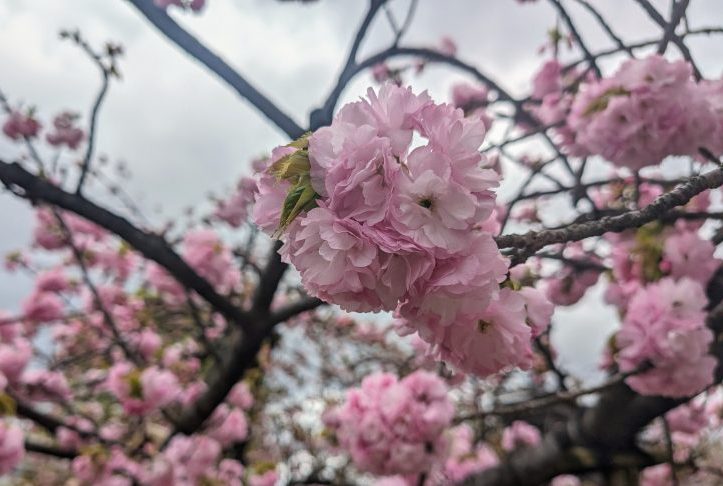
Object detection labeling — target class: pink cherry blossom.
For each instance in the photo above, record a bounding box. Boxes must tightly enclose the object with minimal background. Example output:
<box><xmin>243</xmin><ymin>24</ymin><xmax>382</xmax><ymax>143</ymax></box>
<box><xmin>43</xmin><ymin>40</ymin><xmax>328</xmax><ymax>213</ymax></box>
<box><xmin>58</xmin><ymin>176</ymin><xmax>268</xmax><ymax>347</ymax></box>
<box><xmin>137</xmin><ymin>329</ymin><xmax>162</xmax><ymax>360</ymax></box>
<box><xmin>390</xmin><ymin>146</ymin><xmax>490</xmax><ymax>254</ymax></box>
<box><xmin>46</xmin><ymin>111</ymin><xmax>84</xmax><ymax>150</ymax></box>
<box><xmin>616</xmin><ymin>278</ymin><xmax>717</xmax><ymax>397</ymax></box>
<box><xmin>249</xmin><ymin>469</ymin><xmax>279</xmax><ymax>486</ymax></box>
<box><xmin>450</xmin><ymin>82</ymin><xmax>493</xmax><ymax>129</ymax></box>
<box><xmin>543</xmin><ymin>244</ymin><xmax>601</xmax><ymax>306</ymax></box>
<box><xmin>252</xmin><ymin>146</ymin><xmax>295</xmax><ymax>235</ymax></box>
<box><xmin>640</xmin><ymin>464</ymin><xmax>672</xmax><ymax>486</ymax></box>
<box><xmin>207</xmin><ymin>405</ymin><xmax>249</xmax><ymax>446</ymax></box>
<box><xmin>228</xmin><ymin>381</ymin><xmax>255</xmax><ymax>410</ymax></box>
<box><xmin>568</xmin><ymin>55</ymin><xmax>719</xmax><ymax>169</ymax></box>
<box><xmin>398</xmin><ymin>233</ymin><xmax>508</xmax><ymax>328</ymax></box>
<box><xmin>182</xmin><ymin>229</ymin><xmax>240</xmax><ymax>294</ymax></box>
<box><xmin>2</xmin><ymin>109</ymin><xmax>40</xmax><ymax>140</ymax></box>
<box><xmin>21</xmin><ymin>369</ymin><xmax>72</xmax><ymax>401</ymax></box>
<box><xmin>0</xmin><ymin>422</ymin><xmax>24</xmax><ymax>474</ymax></box>
<box><xmin>0</xmin><ymin>338</ymin><xmax>31</xmax><ymax>383</ymax></box>
<box><xmin>22</xmin><ymin>290</ymin><xmax>64</xmax><ymax>323</ymax></box>
<box><xmin>214</xmin><ymin>176</ymin><xmax>257</xmax><ymax>228</ymax></box>
<box><xmin>404</xmin><ymin>288</ymin><xmax>534</xmax><ymax>379</ymax></box>
<box><xmin>551</xmin><ymin>476</ymin><xmax>581</xmax><ymax>486</ymax></box>
<box><xmin>106</xmin><ymin>363</ymin><xmax>180</xmax><ymax>415</ymax></box>
<box><xmin>437</xmin><ymin>36</ymin><xmax>457</xmax><ymax>57</ymax></box>
<box><xmin>518</xmin><ymin>286</ymin><xmax>554</xmax><ymax>337</ymax></box>
<box><xmin>501</xmin><ymin>420</ymin><xmax>542</xmax><ymax>451</ymax></box>
<box><xmin>662</xmin><ymin>231</ymin><xmax>718</xmax><ymax>285</ymax></box>
<box><xmin>437</xmin><ymin>425</ymin><xmax>498</xmax><ymax>482</ymax></box>
<box><xmin>328</xmin><ymin>370</ymin><xmax>454</xmax><ymax>476</ymax></box>
<box><xmin>372</xmin><ymin>63</ymin><xmax>392</xmax><ymax>83</ymax></box>
<box><xmin>163</xmin><ymin>435</ymin><xmax>222</xmax><ymax>482</ymax></box>
<box><xmin>280</xmin><ymin>205</ymin><xmax>387</xmax><ymax>312</ymax></box>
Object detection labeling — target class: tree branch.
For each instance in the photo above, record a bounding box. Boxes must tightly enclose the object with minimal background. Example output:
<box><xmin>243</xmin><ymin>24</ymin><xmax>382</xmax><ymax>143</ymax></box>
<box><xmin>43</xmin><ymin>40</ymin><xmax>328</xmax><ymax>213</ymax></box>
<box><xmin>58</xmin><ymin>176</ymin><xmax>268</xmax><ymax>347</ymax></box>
<box><xmin>548</xmin><ymin>0</ymin><xmax>602</xmax><ymax>77</ymax></box>
<box><xmin>496</xmin><ymin>166</ymin><xmax>723</xmax><ymax>263</ymax></box>
<box><xmin>634</xmin><ymin>0</ymin><xmax>701</xmax><ymax>79</ymax></box>
<box><xmin>657</xmin><ymin>0</ymin><xmax>690</xmax><ymax>55</ymax></box>
<box><xmin>571</xmin><ymin>0</ymin><xmax>631</xmax><ymax>55</ymax></box>
<box><xmin>311</xmin><ymin>0</ymin><xmax>388</xmax><ymax>129</ymax></box>
<box><xmin>270</xmin><ymin>296</ymin><xmax>325</xmax><ymax>325</ymax></box>
<box><xmin>124</xmin><ymin>0</ymin><xmax>305</xmax><ymax>138</ymax></box>
<box><xmin>0</xmin><ymin>160</ymin><xmax>249</xmax><ymax>328</ymax></box>
<box><xmin>25</xmin><ymin>440</ymin><xmax>77</xmax><ymax>459</ymax></box>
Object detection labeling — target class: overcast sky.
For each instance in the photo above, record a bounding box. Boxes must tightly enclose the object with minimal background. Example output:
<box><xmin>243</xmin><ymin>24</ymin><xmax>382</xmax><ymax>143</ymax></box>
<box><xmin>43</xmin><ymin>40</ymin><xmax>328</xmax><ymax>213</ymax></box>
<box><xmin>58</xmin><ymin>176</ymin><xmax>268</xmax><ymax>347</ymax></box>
<box><xmin>1</xmin><ymin>0</ymin><xmax>722</xmax><ymax>379</ymax></box>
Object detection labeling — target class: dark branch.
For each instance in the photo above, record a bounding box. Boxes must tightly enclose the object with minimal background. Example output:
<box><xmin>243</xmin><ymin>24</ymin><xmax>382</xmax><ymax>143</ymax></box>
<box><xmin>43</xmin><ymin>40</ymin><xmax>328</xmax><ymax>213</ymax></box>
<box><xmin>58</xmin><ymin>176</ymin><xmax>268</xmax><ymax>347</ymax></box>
<box><xmin>125</xmin><ymin>0</ymin><xmax>304</xmax><ymax>138</ymax></box>
<box><xmin>270</xmin><ymin>296</ymin><xmax>325</xmax><ymax>324</ymax></box>
<box><xmin>25</xmin><ymin>441</ymin><xmax>77</xmax><ymax>459</ymax></box>
<box><xmin>634</xmin><ymin>0</ymin><xmax>701</xmax><ymax>79</ymax></box>
<box><xmin>657</xmin><ymin>0</ymin><xmax>690</xmax><ymax>55</ymax></box>
<box><xmin>0</xmin><ymin>160</ymin><xmax>249</xmax><ymax>327</ymax></box>
<box><xmin>311</xmin><ymin>0</ymin><xmax>388</xmax><ymax>129</ymax></box>
<box><xmin>496</xmin><ymin>166</ymin><xmax>723</xmax><ymax>263</ymax></box>
<box><xmin>571</xmin><ymin>0</ymin><xmax>631</xmax><ymax>55</ymax></box>
<box><xmin>548</xmin><ymin>0</ymin><xmax>602</xmax><ymax>77</ymax></box>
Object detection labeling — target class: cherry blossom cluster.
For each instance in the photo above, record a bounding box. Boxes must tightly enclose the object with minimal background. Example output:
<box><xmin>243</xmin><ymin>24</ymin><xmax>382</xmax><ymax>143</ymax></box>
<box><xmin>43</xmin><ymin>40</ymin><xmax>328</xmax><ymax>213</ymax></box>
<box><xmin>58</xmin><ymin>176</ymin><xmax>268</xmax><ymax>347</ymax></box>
<box><xmin>2</xmin><ymin>109</ymin><xmax>41</xmax><ymax>140</ymax></box>
<box><xmin>323</xmin><ymin>371</ymin><xmax>454</xmax><ymax>477</ymax></box>
<box><xmin>373</xmin><ymin>424</ymin><xmax>500</xmax><ymax>485</ymax></box>
<box><xmin>530</xmin><ymin>55</ymin><xmax>723</xmax><ymax>169</ymax></box>
<box><xmin>2</xmin><ymin>109</ymin><xmax>84</xmax><ymax>150</ymax></box>
<box><xmin>254</xmin><ymin>84</ymin><xmax>555</xmax><ymax>377</ymax></box>
<box><xmin>616</xmin><ymin>277</ymin><xmax>716</xmax><ymax>397</ymax></box>
<box><xmin>581</xmin><ymin>182</ymin><xmax>720</xmax><ymax>397</ymax></box>
<box><xmin>0</xmin><ymin>422</ymin><xmax>24</xmax><ymax>475</ymax></box>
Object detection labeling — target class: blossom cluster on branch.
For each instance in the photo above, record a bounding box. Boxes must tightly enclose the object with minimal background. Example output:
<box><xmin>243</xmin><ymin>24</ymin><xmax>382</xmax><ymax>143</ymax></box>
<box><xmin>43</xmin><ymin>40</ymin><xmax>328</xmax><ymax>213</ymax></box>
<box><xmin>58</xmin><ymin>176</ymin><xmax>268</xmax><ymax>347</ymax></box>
<box><xmin>254</xmin><ymin>84</ymin><xmax>555</xmax><ymax>379</ymax></box>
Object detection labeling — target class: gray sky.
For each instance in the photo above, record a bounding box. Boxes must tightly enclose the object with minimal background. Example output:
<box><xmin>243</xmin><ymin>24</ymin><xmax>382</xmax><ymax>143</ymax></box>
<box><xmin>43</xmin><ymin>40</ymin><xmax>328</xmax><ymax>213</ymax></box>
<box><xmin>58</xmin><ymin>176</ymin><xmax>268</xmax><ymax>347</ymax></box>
<box><xmin>1</xmin><ymin>0</ymin><xmax>722</xmax><ymax>379</ymax></box>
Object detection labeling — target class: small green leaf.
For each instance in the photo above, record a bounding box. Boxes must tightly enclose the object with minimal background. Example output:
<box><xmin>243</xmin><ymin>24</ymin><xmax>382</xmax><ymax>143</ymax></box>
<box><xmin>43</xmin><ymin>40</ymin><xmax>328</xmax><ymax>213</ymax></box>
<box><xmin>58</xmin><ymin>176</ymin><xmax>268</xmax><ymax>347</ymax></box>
<box><xmin>275</xmin><ymin>178</ymin><xmax>319</xmax><ymax>237</ymax></box>
<box><xmin>286</xmin><ymin>183</ymin><xmax>318</xmax><ymax>227</ymax></box>
<box><xmin>287</xmin><ymin>132</ymin><xmax>312</xmax><ymax>149</ymax></box>
<box><xmin>278</xmin><ymin>184</ymin><xmax>306</xmax><ymax>232</ymax></box>
<box><xmin>126</xmin><ymin>369</ymin><xmax>144</xmax><ymax>399</ymax></box>
<box><xmin>0</xmin><ymin>393</ymin><xmax>16</xmax><ymax>416</ymax></box>
<box><xmin>583</xmin><ymin>86</ymin><xmax>630</xmax><ymax>116</ymax></box>
<box><xmin>268</xmin><ymin>150</ymin><xmax>310</xmax><ymax>182</ymax></box>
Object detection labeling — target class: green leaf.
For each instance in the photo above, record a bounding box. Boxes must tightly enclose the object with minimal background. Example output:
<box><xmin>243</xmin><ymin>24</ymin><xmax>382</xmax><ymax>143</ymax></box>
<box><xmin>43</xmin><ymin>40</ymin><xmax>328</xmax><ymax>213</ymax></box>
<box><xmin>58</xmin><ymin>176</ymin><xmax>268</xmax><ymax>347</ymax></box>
<box><xmin>583</xmin><ymin>86</ymin><xmax>630</xmax><ymax>116</ymax></box>
<box><xmin>275</xmin><ymin>178</ymin><xmax>319</xmax><ymax>237</ymax></box>
<box><xmin>286</xmin><ymin>183</ymin><xmax>318</xmax><ymax>227</ymax></box>
<box><xmin>126</xmin><ymin>369</ymin><xmax>144</xmax><ymax>399</ymax></box>
<box><xmin>268</xmin><ymin>150</ymin><xmax>310</xmax><ymax>182</ymax></box>
<box><xmin>0</xmin><ymin>393</ymin><xmax>15</xmax><ymax>416</ymax></box>
<box><xmin>287</xmin><ymin>132</ymin><xmax>312</xmax><ymax>149</ymax></box>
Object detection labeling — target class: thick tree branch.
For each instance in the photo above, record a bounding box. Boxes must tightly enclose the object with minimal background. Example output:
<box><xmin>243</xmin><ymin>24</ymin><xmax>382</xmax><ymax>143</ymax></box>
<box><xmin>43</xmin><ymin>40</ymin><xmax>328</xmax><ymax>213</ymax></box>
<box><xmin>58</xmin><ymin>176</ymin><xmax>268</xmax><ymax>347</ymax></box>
<box><xmin>169</xmin><ymin>244</ymin><xmax>301</xmax><ymax>435</ymax></box>
<box><xmin>25</xmin><ymin>441</ymin><xmax>77</xmax><ymax>459</ymax></box>
<box><xmin>657</xmin><ymin>0</ymin><xmax>691</xmax><ymax>55</ymax></box>
<box><xmin>496</xmin><ymin>166</ymin><xmax>723</xmax><ymax>263</ymax></box>
<box><xmin>270</xmin><ymin>296</ymin><xmax>325</xmax><ymax>325</ymax></box>
<box><xmin>0</xmin><ymin>160</ymin><xmax>249</xmax><ymax>327</ymax></box>
<box><xmin>634</xmin><ymin>0</ymin><xmax>701</xmax><ymax>79</ymax></box>
<box><xmin>124</xmin><ymin>0</ymin><xmax>305</xmax><ymax>138</ymax></box>
<box><xmin>311</xmin><ymin>0</ymin><xmax>387</xmax><ymax>129</ymax></box>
